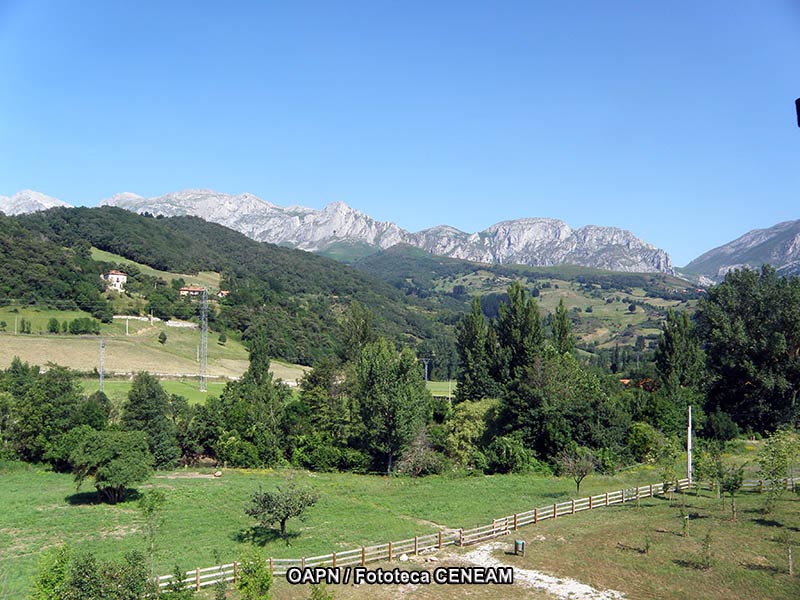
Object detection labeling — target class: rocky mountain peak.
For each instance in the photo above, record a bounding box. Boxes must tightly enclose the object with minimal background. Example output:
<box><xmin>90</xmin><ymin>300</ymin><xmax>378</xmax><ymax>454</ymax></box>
<box><xmin>9</xmin><ymin>188</ymin><xmax>675</xmax><ymax>273</ymax></box>
<box><xmin>0</xmin><ymin>190</ymin><xmax>72</xmax><ymax>215</ymax></box>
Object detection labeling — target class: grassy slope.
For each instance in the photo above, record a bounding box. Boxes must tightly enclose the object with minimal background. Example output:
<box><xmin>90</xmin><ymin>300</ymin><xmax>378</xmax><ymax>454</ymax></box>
<box><xmin>261</xmin><ymin>490</ymin><xmax>800</xmax><ymax>600</ymax></box>
<box><xmin>4</xmin><ymin>460</ymin><xmax>797</xmax><ymax>600</ymax></box>
<box><xmin>1</xmin><ymin>462</ymin><xmax>694</xmax><ymax>598</ymax></box>
<box><xmin>90</xmin><ymin>247</ymin><xmax>221</xmax><ymax>289</ymax></box>
<box><xmin>0</xmin><ymin>307</ymin><xmax>308</xmax><ymax>383</ymax></box>
<box><xmin>353</xmin><ymin>245</ymin><xmax>699</xmax><ymax>350</ymax></box>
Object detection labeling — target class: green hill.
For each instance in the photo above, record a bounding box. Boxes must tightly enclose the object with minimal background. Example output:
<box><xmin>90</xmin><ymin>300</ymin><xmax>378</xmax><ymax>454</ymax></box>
<box><xmin>11</xmin><ymin>208</ymin><xmax>455</xmax><ymax>365</ymax></box>
<box><xmin>353</xmin><ymin>244</ymin><xmax>702</xmax><ymax>354</ymax></box>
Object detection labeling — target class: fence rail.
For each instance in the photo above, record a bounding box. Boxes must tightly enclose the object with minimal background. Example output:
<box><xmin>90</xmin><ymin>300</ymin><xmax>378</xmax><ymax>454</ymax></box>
<box><xmin>156</xmin><ymin>476</ymin><xmax>798</xmax><ymax>592</ymax></box>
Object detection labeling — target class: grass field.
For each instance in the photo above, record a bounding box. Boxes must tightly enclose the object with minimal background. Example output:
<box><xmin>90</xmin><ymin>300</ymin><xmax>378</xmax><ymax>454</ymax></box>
<box><xmin>0</xmin><ymin>461</ymin><xmax>696</xmax><ymax>599</ymax></box>
<box><xmin>2</xmin><ymin>459</ymin><xmax>796</xmax><ymax>600</ymax></box>
<box><xmin>0</xmin><ymin>316</ymin><xmax>309</xmax><ymax>384</ymax></box>
<box><xmin>426</xmin><ymin>380</ymin><xmax>455</xmax><ymax>397</ymax></box>
<box><xmin>258</xmin><ymin>488</ymin><xmax>800</xmax><ymax>600</ymax></box>
<box><xmin>79</xmin><ymin>378</ymin><xmax>230</xmax><ymax>405</ymax></box>
<box><xmin>90</xmin><ymin>247</ymin><xmax>221</xmax><ymax>290</ymax></box>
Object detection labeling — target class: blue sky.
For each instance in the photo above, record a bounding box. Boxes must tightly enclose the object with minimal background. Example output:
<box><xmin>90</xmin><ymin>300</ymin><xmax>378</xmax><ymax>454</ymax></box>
<box><xmin>1</xmin><ymin>1</ymin><xmax>798</xmax><ymax>266</ymax></box>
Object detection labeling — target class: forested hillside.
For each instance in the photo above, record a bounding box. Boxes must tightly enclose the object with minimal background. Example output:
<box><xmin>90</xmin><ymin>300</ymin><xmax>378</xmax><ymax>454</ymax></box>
<box><xmin>10</xmin><ymin>207</ymin><xmax>456</xmax><ymax>364</ymax></box>
<box><xmin>0</xmin><ymin>214</ymin><xmax>111</xmax><ymax>320</ymax></box>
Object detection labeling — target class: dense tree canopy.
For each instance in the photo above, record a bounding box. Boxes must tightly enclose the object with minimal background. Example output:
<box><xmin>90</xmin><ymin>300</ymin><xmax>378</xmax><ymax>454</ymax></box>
<box><xmin>695</xmin><ymin>266</ymin><xmax>800</xmax><ymax>432</ymax></box>
<box><xmin>71</xmin><ymin>429</ymin><xmax>154</xmax><ymax>504</ymax></box>
<box><xmin>355</xmin><ymin>338</ymin><xmax>431</xmax><ymax>473</ymax></box>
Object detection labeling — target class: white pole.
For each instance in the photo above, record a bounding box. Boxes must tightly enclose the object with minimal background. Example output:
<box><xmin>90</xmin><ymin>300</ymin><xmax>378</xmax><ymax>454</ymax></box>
<box><xmin>687</xmin><ymin>405</ymin><xmax>693</xmax><ymax>487</ymax></box>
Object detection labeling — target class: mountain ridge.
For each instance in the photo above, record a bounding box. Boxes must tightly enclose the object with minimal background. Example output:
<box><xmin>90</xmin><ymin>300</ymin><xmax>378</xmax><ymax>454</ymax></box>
<box><xmin>5</xmin><ymin>188</ymin><xmax>675</xmax><ymax>273</ymax></box>
<box><xmin>97</xmin><ymin>188</ymin><xmax>673</xmax><ymax>274</ymax></box>
<box><xmin>683</xmin><ymin>219</ymin><xmax>800</xmax><ymax>282</ymax></box>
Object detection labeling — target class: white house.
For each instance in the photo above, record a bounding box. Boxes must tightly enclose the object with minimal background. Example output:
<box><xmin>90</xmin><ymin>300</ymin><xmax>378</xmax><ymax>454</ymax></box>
<box><xmin>104</xmin><ymin>270</ymin><xmax>127</xmax><ymax>292</ymax></box>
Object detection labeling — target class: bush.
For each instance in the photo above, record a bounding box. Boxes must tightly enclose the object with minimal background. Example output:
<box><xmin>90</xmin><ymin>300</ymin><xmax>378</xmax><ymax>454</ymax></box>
<box><xmin>237</xmin><ymin>548</ymin><xmax>273</xmax><ymax>600</ymax></box>
<box><xmin>628</xmin><ymin>422</ymin><xmax>663</xmax><ymax>463</ymax></box>
<box><xmin>31</xmin><ymin>546</ymin><xmax>152</xmax><ymax>600</ymax></box>
<box><xmin>215</xmin><ymin>433</ymin><xmax>260</xmax><ymax>468</ymax></box>
<box><xmin>485</xmin><ymin>435</ymin><xmax>531</xmax><ymax>474</ymax></box>
<box><xmin>704</xmin><ymin>409</ymin><xmax>740</xmax><ymax>441</ymax></box>
<box><xmin>396</xmin><ymin>432</ymin><xmax>449</xmax><ymax>477</ymax></box>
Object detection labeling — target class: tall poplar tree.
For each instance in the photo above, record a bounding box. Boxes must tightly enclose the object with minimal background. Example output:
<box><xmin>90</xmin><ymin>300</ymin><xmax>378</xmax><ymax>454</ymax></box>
<box><xmin>552</xmin><ymin>298</ymin><xmax>575</xmax><ymax>355</ymax></box>
<box><xmin>455</xmin><ymin>297</ymin><xmax>498</xmax><ymax>402</ymax></box>
<box><xmin>494</xmin><ymin>282</ymin><xmax>543</xmax><ymax>381</ymax></box>
<box><xmin>354</xmin><ymin>338</ymin><xmax>431</xmax><ymax>473</ymax></box>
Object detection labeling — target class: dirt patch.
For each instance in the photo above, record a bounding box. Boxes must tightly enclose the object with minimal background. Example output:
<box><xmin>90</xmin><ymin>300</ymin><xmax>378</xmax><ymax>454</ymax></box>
<box><xmin>457</xmin><ymin>542</ymin><xmax>625</xmax><ymax>600</ymax></box>
<box><xmin>98</xmin><ymin>525</ymin><xmax>139</xmax><ymax>539</ymax></box>
<box><xmin>154</xmin><ymin>471</ymin><xmax>218</xmax><ymax>480</ymax></box>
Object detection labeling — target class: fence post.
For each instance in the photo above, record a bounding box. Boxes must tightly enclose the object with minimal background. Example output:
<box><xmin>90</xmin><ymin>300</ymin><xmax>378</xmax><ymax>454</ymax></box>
<box><xmin>513</xmin><ymin>513</ymin><xmax>518</xmax><ymax>530</ymax></box>
<box><xmin>649</xmin><ymin>484</ymin><xmax>653</xmax><ymax>497</ymax></box>
<box><xmin>621</xmin><ymin>489</ymin><xmax>625</xmax><ymax>503</ymax></box>
<box><xmin>605</xmin><ymin>491</ymin><xmax>609</xmax><ymax>506</ymax></box>
<box><xmin>301</xmin><ymin>557</ymin><xmax>305</xmax><ymax>570</ymax></box>
<box><xmin>361</xmin><ymin>547</ymin><xmax>365</xmax><ymax>566</ymax></box>
<box><xmin>233</xmin><ymin>562</ymin><xmax>238</xmax><ymax>583</ymax></box>
<box><xmin>388</xmin><ymin>542</ymin><xmax>393</xmax><ymax>561</ymax></box>
<box><xmin>589</xmin><ymin>495</ymin><xmax>593</xmax><ymax>510</ymax></box>
<box><xmin>195</xmin><ymin>568</ymin><xmax>200</xmax><ymax>592</ymax></box>
<box><xmin>269</xmin><ymin>558</ymin><xmax>274</xmax><ymax>577</ymax></box>
<box><xmin>414</xmin><ymin>536</ymin><xmax>418</xmax><ymax>555</ymax></box>
<box><xmin>571</xmin><ymin>499</ymin><xmax>575</xmax><ymax>514</ymax></box>
<box><xmin>759</xmin><ymin>480</ymin><xmax>763</xmax><ymax>493</ymax></box>
<box><xmin>534</xmin><ymin>507</ymin><xmax>538</xmax><ymax>524</ymax></box>
<box><xmin>438</xmin><ymin>531</ymin><xmax>443</xmax><ymax>550</ymax></box>
<box><xmin>553</xmin><ymin>503</ymin><xmax>557</xmax><ymax>519</ymax></box>
<box><xmin>459</xmin><ymin>528</ymin><xmax>464</xmax><ymax>546</ymax></box>
<box><xmin>154</xmin><ymin>575</ymin><xmax>160</xmax><ymax>596</ymax></box>
<box><xmin>332</xmin><ymin>553</ymin><xmax>337</xmax><ymax>568</ymax></box>
<box><xmin>492</xmin><ymin>519</ymin><xmax>496</xmax><ymax>536</ymax></box>
<box><xmin>636</xmin><ymin>487</ymin><xmax>640</xmax><ymax>502</ymax></box>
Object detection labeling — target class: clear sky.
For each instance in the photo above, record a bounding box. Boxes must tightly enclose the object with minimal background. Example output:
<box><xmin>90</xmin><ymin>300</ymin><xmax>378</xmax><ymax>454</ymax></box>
<box><xmin>1</xmin><ymin>1</ymin><xmax>798</xmax><ymax>266</ymax></box>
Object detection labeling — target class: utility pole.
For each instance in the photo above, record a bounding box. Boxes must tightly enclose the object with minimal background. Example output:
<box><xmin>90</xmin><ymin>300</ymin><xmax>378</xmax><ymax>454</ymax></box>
<box><xmin>199</xmin><ymin>288</ymin><xmax>208</xmax><ymax>392</ymax></box>
<box><xmin>99</xmin><ymin>338</ymin><xmax>106</xmax><ymax>392</ymax></box>
<box><xmin>421</xmin><ymin>357</ymin><xmax>431</xmax><ymax>381</ymax></box>
<box><xmin>687</xmin><ymin>405</ymin><xmax>693</xmax><ymax>487</ymax></box>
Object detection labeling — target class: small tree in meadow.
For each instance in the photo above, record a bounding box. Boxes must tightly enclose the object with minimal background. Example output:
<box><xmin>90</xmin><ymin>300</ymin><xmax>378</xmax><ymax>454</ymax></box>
<box><xmin>758</xmin><ymin>429</ymin><xmax>797</xmax><ymax>513</ymax></box>
<box><xmin>774</xmin><ymin>530</ymin><xmax>795</xmax><ymax>576</ymax></box>
<box><xmin>237</xmin><ymin>547</ymin><xmax>273</xmax><ymax>600</ymax></box>
<box><xmin>245</xmin><ymin>484</ymin><xmax>319</xmax><ymax>539</ymax></box>
<box><xmin>557</xmin><ymin>447</ymin><xmax>595</xmax><ymax>495</ymax></box>
<box><xmin>719</xmin><ymin>464</ymin><xmax>745</xmax><ymax>521</ymax></box>
<box><xmin>158</xmin><ymin>331</ymin><xmax>168</xmax><ymax>345</ymax></box>
<box><xmin>138</xmin><ymin>489</ymin><xmax>167</xmax><ymax>579</ymax></box>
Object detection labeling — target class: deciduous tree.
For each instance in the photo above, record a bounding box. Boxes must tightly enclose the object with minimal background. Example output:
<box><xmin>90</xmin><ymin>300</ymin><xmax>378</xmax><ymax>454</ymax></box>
<box><xmin>245</xmin><ymin>484</ymin><xmax>319</xmax><ymax>538</ymax></box>
<box><xmin>71</xmin><ymin>429</ymin><xmax>153</xmax><ymax>504</ymax></box>
<box><xmin>354</xmin><ymin>338</ymin><xmax>431</xmax><ymax>473</ymax></box>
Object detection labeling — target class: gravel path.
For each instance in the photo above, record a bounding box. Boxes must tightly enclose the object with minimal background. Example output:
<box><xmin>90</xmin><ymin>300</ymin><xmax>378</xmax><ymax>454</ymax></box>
<box><xmin>461</xmin><ymin>542</ymin><xmax>625</xmax><ymax>600</ymax></box>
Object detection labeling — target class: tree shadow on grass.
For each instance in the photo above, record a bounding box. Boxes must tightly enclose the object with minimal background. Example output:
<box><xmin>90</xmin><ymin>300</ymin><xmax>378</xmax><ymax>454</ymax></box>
<box><xmin>616</xmin><ymin>542</ymin><xmax>646</xmax><ymax>554</ymax></box>
<box><xmin>673</xmin><ymin>559</ymin><xmax>710</xmax><ymax>570</ymax></box>
<box><xmin>751</xmin><ymin>518</ymin><xmax>783</xmax><ymax>528</ymax></box>
<box><xmin>233</xmin><ymin>526</ymin><xmax>299</xmax><ymax>547</ymax></box>
<box><xmin>65</xmin><ymin>489</ymin><xmax>141</xmax><ymax>505</ymax></box>
<box><xmin>741</xmin><ymin>562</ymin><xmax>782</xmax><ymax>574</ymax></box>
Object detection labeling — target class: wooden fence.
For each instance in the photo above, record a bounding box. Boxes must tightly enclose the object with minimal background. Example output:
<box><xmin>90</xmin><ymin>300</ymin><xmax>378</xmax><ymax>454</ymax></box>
<box><xmin>155</xmin><ymin>476</ymin><xmax>798</xmax><ymax>592</ymax></box>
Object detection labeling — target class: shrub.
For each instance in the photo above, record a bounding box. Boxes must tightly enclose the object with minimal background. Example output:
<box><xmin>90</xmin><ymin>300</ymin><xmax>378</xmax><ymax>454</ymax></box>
<box><xmin>237</xmin><ymin>548</ymin><xmax>273</xmax><ymax>600</ymax></box>
<box><xmin>485</xmin><ymin>434</ymin><xmax>531</xmax><ymax>474</ymax></box>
